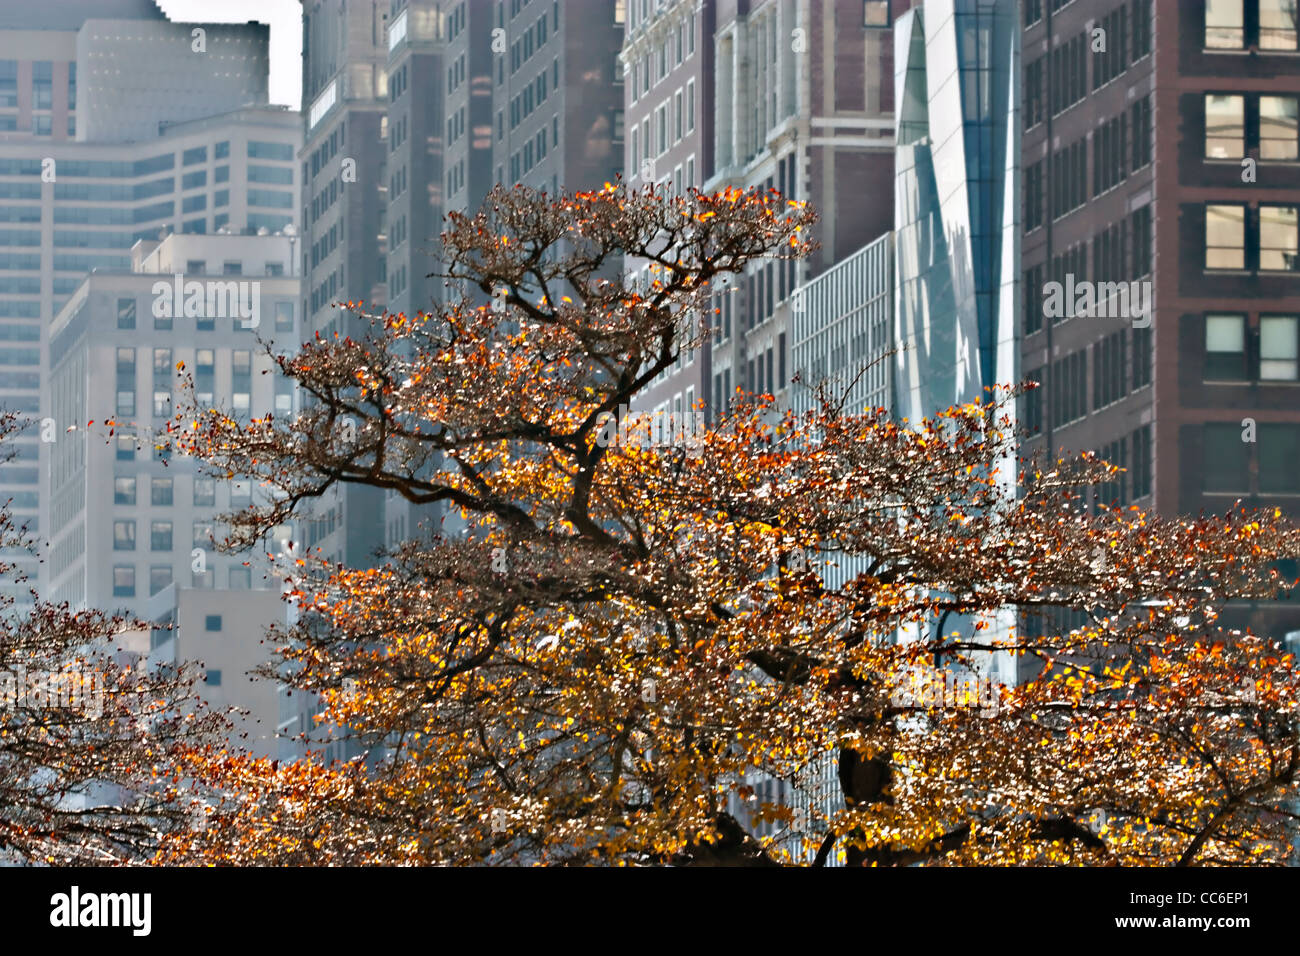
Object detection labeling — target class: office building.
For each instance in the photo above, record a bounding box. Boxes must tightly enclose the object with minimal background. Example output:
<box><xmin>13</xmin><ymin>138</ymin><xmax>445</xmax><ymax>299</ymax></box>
<box><xmin>1020</xmin><ymin>0</ymin><xmax>1300</xmax><ymax>640</ymax></box>
<box><xmin>46</xmin><ymin>231</ymin><xmax>301</xmax><ymax>614</ymax></box>
<box><xmin>701</xmin><ymin>0</ymin><xmax>901</xmax><ymax>425</ymax></box>
<box><xmin>147</xmin><ymin>585</ymin><xmax>289</xmax><ymax>760</ymax></box>
<box><xmin>622</xmin><ymin>0</ymin><xmax>715</xmax><ymax>419</ymax></box>
<box><xmin>0</xmin><ymin>106</ymin><xmax>299</xmax><ymax>606</ymax></box>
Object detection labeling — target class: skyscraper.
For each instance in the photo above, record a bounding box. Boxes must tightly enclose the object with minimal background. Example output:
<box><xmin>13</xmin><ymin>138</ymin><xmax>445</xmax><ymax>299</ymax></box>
<box><xmin>1020</xmin><ymin>0</ymin><xmax>1300</xmax><ymax>641</ymax></box>
<box><xmin>0</xmin><ymin>7</ymin><xmax>284</xmax><ymax>604</ymax></box>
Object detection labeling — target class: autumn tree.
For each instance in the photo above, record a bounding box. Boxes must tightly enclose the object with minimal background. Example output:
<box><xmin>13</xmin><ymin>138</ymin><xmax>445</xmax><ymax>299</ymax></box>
<box><xmin>161</xmin><ymin>183</ymin><xmax>1300</xmax><ymax>866</ymax></box>
<box><xmin>0</xmin><ymin>412</ymin><xmax>224</xmax><ymax>864</ymax></box>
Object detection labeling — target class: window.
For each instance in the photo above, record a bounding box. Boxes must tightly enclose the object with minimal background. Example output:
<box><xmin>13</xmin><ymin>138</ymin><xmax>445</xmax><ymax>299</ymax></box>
<box><xmin>228</xmin><ymin>567</ymin><xmax>251</xmax><ymax>590</ymax></box>
<box><xmin>193</xmin><ymin>520</ymin><xmax>213</xmax><ymax>548</ymax></box>
<box><xmin>114</xmin><ymin>520</ymin><xmax>136</xmax><ymax>551</ymax></box>
<box><xmin>151</xmin><ymin>477</ymin><xmax>174</xmax><ymax>506</ymax></box>
<box><xmin>150</xmin><ymin>520</ymin><xmax>172</xmax><ymax>551</ymax></box>
<box><xmin>1260</xmin><ymin>315</ymin><xmax>1299</xmax><ymax>380</ymax></box>
<box><xmin>1205</xmin><ymin>0</ymin><xmax>1244</xmax><ymax>48</ymax></box>
<box><xmin>1260</xmin><ymin>96</ymin><xmax>1299</xmax><ymax>160</ymax></box>
<box><xmin>231</xmin><ymin>480</ymin><xmax>252</xmax><ymax>507</ymax></box>
<box><xmin>1205</xmin><ymin>314</ymin><xmax>1248</xmax><ymax>380</ymax></box>
<box><xmin>687</xmin><ymin>79</ymin><xmax>695</xmax><ymax>132</ymax></box>
<box><xmin>275</xmin><ymin>301</ymin><xmax>294</xmax><ymax>332</ymax></box>
<box><xmin>1260</xmin><ymin>0</ymin><xmax>1300</xmax><ymax>49</ymax></box>
<box><xmin>1206</xmin><ymin>204</ymin><xmax>1246</xmax><ymax>269</ymax></box>
<box><xmin>205</xmin><ymin>615</ymin><xmax>222</xmax><ymax>631</ymax></box>
<box><xmin>1260</xmin><ymin>425</ymin><xmax>1300</xmax><ymax>492</ymax></box>
<box><xmin>1260</xmin><ymin>205</ymin><xmax>1299</xmax><ymax>271</ymax></box>
<box><xmin>194</xmin><ymin>478</ymin><xmax>216</xmax><ymax>507</ymax></box>
<box><xmin>113</xmin><ymin>566</ymin><xmax>135</xmax><ymax>598</ymax></box>
<box><xmin>116</xmin><ymin>436</ymin><xmax>135</xmax><ymax>461</ymax></box>
<box><xmin>150</xmin><ymin>566</ymin><xmax>172</xmax><ymax>597</ymax></box>
<box><xmin>204</xmin><ymin>669</ymin><xmax>223</xmax><ymax>686</ymax></box>
<box><xmin>1131</xmin><ymin>425</ymin><xmax>1153</xmax><ymax>499</ymax></box>
<box><xmin>1205</xmin><ymin>94</ymin><xmax>1245</xmax><ymax>158</ymax></box>
<box><xmin>114</xmin><ymin>477</ymin><xmax>136</xmax><ymax>506</ymax></box>
<box><xmin>864</xmin><ymin>0</ymin><xmax>891</xmax><ymax>26</ymax></box>
<box><xmin>117</xmin><ymin>297</ymin><xmax>136</xmax><ymax>330</ymax></box>
<box><xmin>1203</xmin><ymin>423</ymin><xmax>1249</xmax><ymax>491</ymax></box>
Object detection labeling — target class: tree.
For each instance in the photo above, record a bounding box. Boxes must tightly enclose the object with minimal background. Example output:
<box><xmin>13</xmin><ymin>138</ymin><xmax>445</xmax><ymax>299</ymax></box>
<box><xmin>0</xmin><ymin>412</ymin><xmax>223</xmax><ymax>864</ymax></box>
<box><xmin>160</xmin><ymin>183</ymin><xmax>1300</xmax><ymax>866</ymax></box>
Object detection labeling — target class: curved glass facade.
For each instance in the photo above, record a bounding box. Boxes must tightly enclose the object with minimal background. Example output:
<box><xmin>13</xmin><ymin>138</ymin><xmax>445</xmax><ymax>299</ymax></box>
<box><xmin>893</xmin><ymin>0</ymin><xmax>1019</xmax><ymax>423</ymax></box>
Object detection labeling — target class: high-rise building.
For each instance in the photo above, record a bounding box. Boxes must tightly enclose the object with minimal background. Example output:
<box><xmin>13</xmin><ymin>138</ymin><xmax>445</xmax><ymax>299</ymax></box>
<box><xmin>0</xmin><ymin>105</ymin><xmax>299</xmax><ymax>606</ymax></box>
<box><xmin>700</xmin><ymin>0</ymin><xmax>902</xmax><ymax>424</ymax></box>
<box><xmin>299</xmin><ymin>0</ymin><xmax>389</xmax><ymax>569</ymax></box>
<box><xmin>621</xmin><ymin>0</ymin><xmax>715</xmax><ymax>420</ymax></box>
<box><xmin>45</xmin><ymin>231</ymin><xmax>301</xmax><ymax>614</ymax></box>
<box><xmin>492</xmin><ymin>0</ymin><xmax>624</xmax><ymax>197</ymax></box>
<box><xmin>893</xmin><ymin>0</ymin><xmax>1019</xmax><ymax>426</ymax></box>
<box><xmin>0</xmin><ymin>0</ymin><xmax>170</xmax><ymax>145</ymax></box>
<box><xmin>1020</xmin><ymin>0</ymin><xmax>1300</xmax><ymax>640</ymax></box>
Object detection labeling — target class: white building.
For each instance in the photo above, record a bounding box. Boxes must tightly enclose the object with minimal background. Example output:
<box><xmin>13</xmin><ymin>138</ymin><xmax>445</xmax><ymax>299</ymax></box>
<box><xmin>45</xmin><ymin>231</ymin><xmax>301</xmax><ymax>615</ymax></box>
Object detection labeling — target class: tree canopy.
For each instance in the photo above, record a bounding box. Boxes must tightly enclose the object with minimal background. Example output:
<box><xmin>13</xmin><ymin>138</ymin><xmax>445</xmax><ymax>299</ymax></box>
<box><xmin>157</xmin><ymin>183</ymin><xmax>1300</xmax><ymax>866</ymax></box>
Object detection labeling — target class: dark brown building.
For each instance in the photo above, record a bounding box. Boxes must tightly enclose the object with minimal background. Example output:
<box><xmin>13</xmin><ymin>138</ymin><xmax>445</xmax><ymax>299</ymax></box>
<box><xmin>1022</xmin><ymin>0</ymin><xmax>1300</xmax><ymax>640</ymax></box>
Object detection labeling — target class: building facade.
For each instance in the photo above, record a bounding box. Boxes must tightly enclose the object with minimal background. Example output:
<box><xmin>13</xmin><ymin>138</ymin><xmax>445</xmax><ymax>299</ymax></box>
<box><xmin>1020</xmin><ymin>0</ymin><xmax>1300</xmax><ymax>640</ymax></box>
<box><xmin>0</xmin><ymin>105</ymin><xmax>299</xmax><ymax>606</ymax></box>
<box><xmin>702</xmin><ymin>0</ymin><xmax>902</xmax><ymax>424</ymax></box>
<box><xmin>45</xmin><ymin>232</ymin><xmax>300</xmax><ymax>614</ymax></box>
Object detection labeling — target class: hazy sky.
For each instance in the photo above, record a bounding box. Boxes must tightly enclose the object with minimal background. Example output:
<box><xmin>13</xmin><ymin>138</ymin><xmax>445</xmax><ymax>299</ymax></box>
<box><xmin>156</xmin><ymin>0</ymin><xmax>303</xmax><ymax>110</ymax></box>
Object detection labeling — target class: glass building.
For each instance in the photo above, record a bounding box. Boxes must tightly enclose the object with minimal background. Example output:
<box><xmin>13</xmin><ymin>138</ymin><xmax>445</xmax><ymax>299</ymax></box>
<box><xmin>893</xmin><ymin>0</ymin><xmax>1019</xmax><ymax>424</ymax></box>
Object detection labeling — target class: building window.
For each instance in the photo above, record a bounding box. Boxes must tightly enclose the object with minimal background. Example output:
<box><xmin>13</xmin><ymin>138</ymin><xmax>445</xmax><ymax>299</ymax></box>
<box><xmin>194</xmin><ymin>478</ymin><xmax>216</xmax><ymax>508</ymax></box>
<box><xmin>1206</xmin><ymin>204</ymin><xmax>1247</xmax><ymax>269</ymax></box>
<box><xmin>275</xmin><ymin>301</ymin><xmax>294</xmax><ymax>332</ymax></box>
<box><xmin>1205</xmin><ymin>94</ymin><xmax>1245</xmax><ymax>158</ymax></box>
<box><xmin>1260</xmin><ymin>315</ymin><xmax>1300</xmax><ymax>380</ymax></box>
<box><xmin>205</xmin><ymin>614</ymin><xmax>222</xmax><ymax>631</ymax></box>
<box><xmin>1261</xmin><ymin>95</ymin><xmax>1300</xmax><ymax>160</ymax></box>
<box><xmin>1203</xmin><ymin>423</ymin><xmax>1249</xmax><ymax>492</ymax></box>
<box><xmin>151</xmin><ymin>520</ymin><xmax>173</xmax><ymax>551</ymax></box>
<box><xmin>1205</xmin><ymin>0</ymin><xmax>1245</xmax><ymax>48</ymax></box>
<box><xmin>1260</xmin><ymin>205</ymin><xmax>1299</xmax><ymax>270</ymax></box>
<box><xmin>1260</xmin><ymin>425</ymin><xmax>1300</xmax><ymax>492</ymax></box>
<box><xmin>150</xmin><ymin>566</ymin><xmax>172</xmax><ymax>596</ymax></box>
<box><xmin>864</xmin><ymin>0</ymin><xmax>891</xmax><ymax>26</ymax></box>
<box><xmin>193</xmin><ymin>520</ymin><xmax>213</xmax><ymax>549</ymax></box>
<box><xmin>114</xmin><ymin>477</ymin><xmax>136</xmax><ymax>505</ymax></box>
<box><xmin>117</xmin><ymin>297</ymin><xmax>136</xmax><ymax>330</ymax></box>
<box><xmin>113</xmin><ymin>565</ymin><xmax>135</xmax><ymax>598</ymax></box>
<box><xmin>229</xmin><ymin>567</ymin><xmax>251</xmax><ymax>590</ymax></box>
<box><xmin>1205</xmin><ymin>314</ymin><xmax>1248</xmax><ymax>380</ymax></box>
<box><xmin>204</xmin><ymin>669</ymin><xmax>222</xmax><ymax>686</ymax></box>
<box><xmin>116</xmin><ymin>436</ymin><xmax>135</xmax><ymax>461</ymax></box>
<box><xmin>1261</xmin><ymin>0</ymin><xmax>1300</xmax><ymax>49</ymax></box>
<box><xmin>114</xmin><ymin>520</ymin><xmax>136</xmax><ymax>551</ymax></box>
<box><xmin>152</xmin><ymin>477</ymin><xmax>174</xmax><ymax>506</ymax></box>
<box><xmin>1131</xmin><ymin>425</ymin><xmax>1152</xmax><ymax>499</ymax></box>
